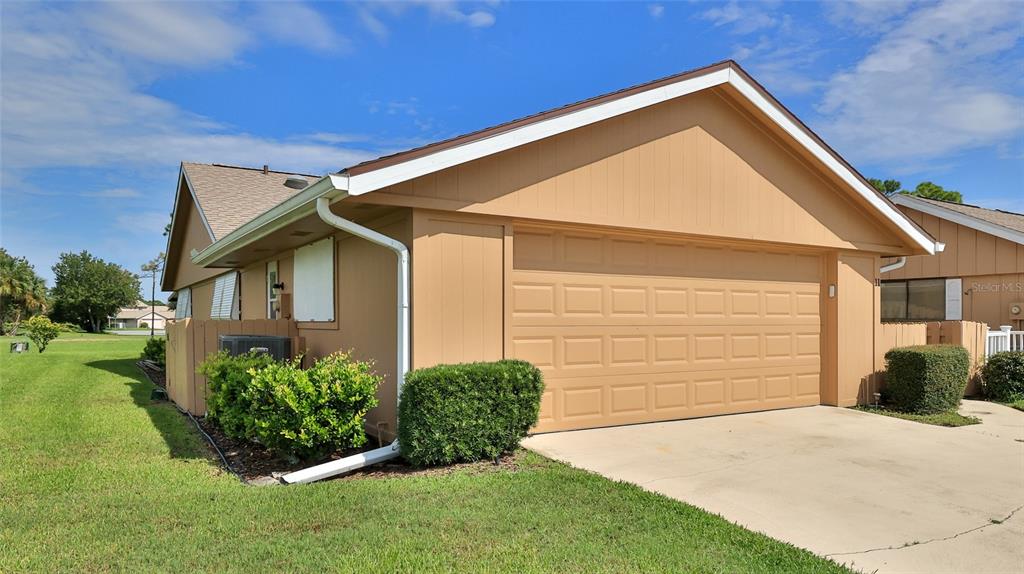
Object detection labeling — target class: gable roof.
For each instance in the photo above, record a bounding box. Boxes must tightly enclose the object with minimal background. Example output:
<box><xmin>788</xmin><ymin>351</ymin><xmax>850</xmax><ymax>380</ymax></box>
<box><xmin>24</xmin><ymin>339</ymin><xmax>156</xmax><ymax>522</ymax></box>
<box><xmin>114</xmin><ymin>303</ymin><xmax>172</xmax><ymax>320</ymax></box>
<box><xmin>190</xmin><ymin>60</ymin><xmax>940</xmax><ymax>267</ymax></box>
<box><xmin>892</xmin><ymin>194</ymin><xmax>1024</xmax><ymax>245</ymax></box>
<box><xmin>182</xmin><ymin>163</ymin><xmax>321</xmax><ymax>240</ymax></box>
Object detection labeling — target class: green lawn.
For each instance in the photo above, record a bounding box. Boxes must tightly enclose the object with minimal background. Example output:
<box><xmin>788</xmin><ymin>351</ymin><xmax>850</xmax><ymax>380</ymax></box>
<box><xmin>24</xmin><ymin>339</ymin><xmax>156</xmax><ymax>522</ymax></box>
<box><xmin>854</xmin><ymin>405</ymin><xmax>980</xmax><ymax>427</ymax></box>
<box><xmin>1004</xmin><ymin>399</ymin><xmax>1024</xmax><ymax>412</ymax></box>
<box><xmin>0</xmin><ymin>337</ymin><xmax>850</xmax><ymax>573</ymax></box>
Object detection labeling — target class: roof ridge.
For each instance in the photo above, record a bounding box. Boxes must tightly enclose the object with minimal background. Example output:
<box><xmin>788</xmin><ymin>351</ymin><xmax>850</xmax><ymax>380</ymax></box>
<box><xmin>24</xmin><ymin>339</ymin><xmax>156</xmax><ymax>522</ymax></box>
<box><xmin>913</xmin><ymin>195</ymin><xmax>1024</xmax><ymax>218</ymax></box>
<box><xmin>184</xmin><ymin>161</ymin><xmax>322</xmax><ymax>179</ymax></box>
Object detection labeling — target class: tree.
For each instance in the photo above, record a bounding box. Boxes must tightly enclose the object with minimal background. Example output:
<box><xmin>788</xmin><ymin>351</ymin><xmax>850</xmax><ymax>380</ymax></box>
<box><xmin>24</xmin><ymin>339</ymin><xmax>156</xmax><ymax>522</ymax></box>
<box><xmin>51</xmin><ymin>251</ymin><xmax>140</xmax><ymax>333</ymax></box>
<box><xmin>25</xmin><ymin>315</ymin><xmax>59</xmax><ymax>353</ymax></box>
<box><xmin>868</xmin><ymin>178</ymin><xmax>903</xmax><ymax>197</ymax></box>
<box><xmin>0</xmin><ymin>249</ymin><xmax>48</xmax><ymax>335</ymax></box>
<box><xmin>905</xmin><ymin>181</ymin><xmax>963</xmax><ymax>203</ymax></box>
<box><xmin>140</xmin><ymin>253</ymin><xmax>165</xmax><ymax>338</ymax></box>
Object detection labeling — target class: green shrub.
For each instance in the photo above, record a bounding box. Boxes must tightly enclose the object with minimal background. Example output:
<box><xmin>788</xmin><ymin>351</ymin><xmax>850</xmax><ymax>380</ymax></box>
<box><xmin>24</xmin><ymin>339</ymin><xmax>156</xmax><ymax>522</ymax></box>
<box><xmin>53</xmin><ymin>321</ymin><xmax>85</xmax><ymax>333</ymax></box>
<box><xmin>983</xmin><ymin>351</ymin><xmax>1024</xmax><ymax>402</ymax></box>
<box><xmin>200</xmin><ymin>351</ymin><xmax>381</xmax><ymax>460</ymax></box>
<box><xmin>398</xmin><ymin>360</ymin><xmax>544</xmax><ymax>467</ymax></box>
<box><xmin>884</xmin><ymin>345</ymin><xmax>969</xmax><ymax>414</ymax></box>
<box><xmin>141</xmin><ymin>337</ymin><xmax>166</xmax><ymax>367</ymax></box>
<box><xmin>244</xmin><ymin>353</ymin><xmax>381</xmax><ymax>459</ymax></box>
<box><xmin>199</xmin><ymin>351</ymin><xmax>278</xmax><ymax>438</ymax></box>
<box><xmin>139</xmin><ymin>321</ymin><xmax>148</xmax><ymax>329</ymax></box>
<box><xmin>24</xmin><ymin>316</ymin><xmax>60</xmax><ymax>353</ymax></box>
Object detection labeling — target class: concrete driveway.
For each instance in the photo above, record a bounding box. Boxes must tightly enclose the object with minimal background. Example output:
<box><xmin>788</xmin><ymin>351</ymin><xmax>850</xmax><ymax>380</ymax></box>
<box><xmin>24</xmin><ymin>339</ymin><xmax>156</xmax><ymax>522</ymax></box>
<box><xmin>524</xmin><ymin>402</ymin><xmax>1024</xmax><ymax>573</ymax></box>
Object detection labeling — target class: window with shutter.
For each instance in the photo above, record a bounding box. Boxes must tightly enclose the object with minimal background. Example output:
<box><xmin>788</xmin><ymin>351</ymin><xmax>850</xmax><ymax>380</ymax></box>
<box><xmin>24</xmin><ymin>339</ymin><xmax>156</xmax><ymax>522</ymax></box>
<box><xmin>174</xmin><ymin>288</ymin><xmax>191</xmax><ymax>320</ymax></box>
<box><xmin>210</xmin><ymin>272</ymin><xmax>239</xmax><ymax>320</ymax></box>
<box><xmin>293</xmin><ymin>237</ymin><xmax>335</xmax><ymax>322</ymax></box>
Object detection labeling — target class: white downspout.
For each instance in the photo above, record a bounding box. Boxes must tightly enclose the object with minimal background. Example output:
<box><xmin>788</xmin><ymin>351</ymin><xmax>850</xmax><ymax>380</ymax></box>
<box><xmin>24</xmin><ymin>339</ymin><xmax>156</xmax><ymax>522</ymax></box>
<box><xmin>879</xmin><ymin>257</ymin><xmax>906</xmax><ymax>274</ymax></box>
<box><xmin>280</xmin><ymin>196</ymin><xmax>410</xmax><ymax>484</ymax></box>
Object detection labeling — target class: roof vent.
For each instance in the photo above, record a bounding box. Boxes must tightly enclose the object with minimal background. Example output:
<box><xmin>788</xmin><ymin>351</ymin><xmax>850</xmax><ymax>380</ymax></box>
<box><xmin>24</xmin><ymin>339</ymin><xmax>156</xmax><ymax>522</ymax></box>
<box><xmin>284</xmin><ymin>175</ymin><xmax>309</xmax><ymax>190</ymax></box>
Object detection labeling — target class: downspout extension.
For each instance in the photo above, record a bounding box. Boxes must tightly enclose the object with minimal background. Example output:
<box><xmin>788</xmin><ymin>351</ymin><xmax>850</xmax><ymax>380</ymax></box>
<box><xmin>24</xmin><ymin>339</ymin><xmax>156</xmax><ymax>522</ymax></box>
<box><xmin>879</xmin><ymin>257</ymin><xmax>906</xmax><ymax>274</ymax></box>
<box><xmin>280</xmin><ymin>196</ymin><xmax>410</xmax><ymax>485</ymax></box>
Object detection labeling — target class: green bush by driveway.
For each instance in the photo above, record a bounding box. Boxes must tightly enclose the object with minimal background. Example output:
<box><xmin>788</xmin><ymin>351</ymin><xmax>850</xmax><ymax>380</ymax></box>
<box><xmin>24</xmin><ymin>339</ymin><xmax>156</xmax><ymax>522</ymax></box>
<box><xmin>982</xmin><ymin>351</ymin><xmax>1024</xmax><ymax>402</ymax></box>
<box><xmin>0</xmin><ymin>338</ymin><xmax>851</xmax><ymax>573</ymax></box>
<box><xmin>884</xmin><ymin>345</ymin><xmax>969</xmax><ymax>414</ymax></box>
<box><xmin>399</xmin><ymin>360</ymin><xmax>544</xmax><ymax>466</ymax></box>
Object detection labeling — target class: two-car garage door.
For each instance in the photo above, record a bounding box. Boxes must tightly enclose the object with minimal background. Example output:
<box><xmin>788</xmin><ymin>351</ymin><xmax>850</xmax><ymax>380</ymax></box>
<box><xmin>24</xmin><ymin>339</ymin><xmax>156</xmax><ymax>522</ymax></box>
<box><xmin>511</xmin><ymin>227</ymin><xmax>823</xmax><ymax>433</ymax></box>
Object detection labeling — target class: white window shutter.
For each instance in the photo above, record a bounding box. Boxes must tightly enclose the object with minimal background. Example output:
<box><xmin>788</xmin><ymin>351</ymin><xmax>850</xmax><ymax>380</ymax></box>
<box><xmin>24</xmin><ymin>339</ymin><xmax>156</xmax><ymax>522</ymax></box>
<box><xmin>945</xmin><ymin>278</ymin><xmax>962</xmax><ymax>320</ymax></box>
<box><xmin>293</xmin><ymin>237</ymin><xmax>335</xmax><ymax>322</ymax></box>
<box><xmin>210</xmin><ymin>272</ymin><xmax>239</xmax><ymax>320</ymax></box>
<box><xmin>175</xmin><ymin>288</ymin><xmax>191</xmax><ymax>319</ymax></box>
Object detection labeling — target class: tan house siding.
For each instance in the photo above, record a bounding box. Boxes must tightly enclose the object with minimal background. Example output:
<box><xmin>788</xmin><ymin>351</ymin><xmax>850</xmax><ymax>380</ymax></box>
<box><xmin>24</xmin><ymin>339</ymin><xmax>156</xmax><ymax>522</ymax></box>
<box><xmin>164</xmin><ymin>193</ymin><xmax>222</xmax><ymax>292</ymax></box>
<box><xmin>357</xmin><ymin>90</ymin><xmax>907</xmax><ymax>254</ymax></box>
<box><xmin>835</xmin><ymin>253</ymin><xmax>880</xmax><ymax>407</ymax></box>
<box><xmin>885</xmin><ymin>205</ymin><xmax>1024</xmax><ymax>328</ymax></box>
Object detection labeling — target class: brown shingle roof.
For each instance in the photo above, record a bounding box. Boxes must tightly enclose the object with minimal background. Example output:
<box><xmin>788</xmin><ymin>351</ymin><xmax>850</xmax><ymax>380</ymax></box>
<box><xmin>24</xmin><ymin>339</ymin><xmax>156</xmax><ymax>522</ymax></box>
<box><xmin>910</xmin><ymin>196</ymin><xmax>1024</xmax><ymax>234</ymax></box>
<box><xmin>182</xmin><ymin>163</ymin><xmax>322</xmax><ymax>240</ymax></box>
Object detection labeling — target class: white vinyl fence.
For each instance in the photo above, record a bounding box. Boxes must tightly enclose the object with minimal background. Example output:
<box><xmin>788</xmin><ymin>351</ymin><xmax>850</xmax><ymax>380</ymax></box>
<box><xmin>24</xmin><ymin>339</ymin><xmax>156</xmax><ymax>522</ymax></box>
<box><xmin>986</xmin><ymin>325</ymin><xmax>1024</xmax><ymax>357</ymax></box>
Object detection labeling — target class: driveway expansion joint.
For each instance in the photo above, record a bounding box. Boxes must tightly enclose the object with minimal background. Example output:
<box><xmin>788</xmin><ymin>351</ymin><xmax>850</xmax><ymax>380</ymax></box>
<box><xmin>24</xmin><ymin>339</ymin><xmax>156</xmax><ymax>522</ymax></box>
<box><xmin>824</xmin><ymin>504</ymin><xmax>1024</xmax><ymax>558</ymax></box>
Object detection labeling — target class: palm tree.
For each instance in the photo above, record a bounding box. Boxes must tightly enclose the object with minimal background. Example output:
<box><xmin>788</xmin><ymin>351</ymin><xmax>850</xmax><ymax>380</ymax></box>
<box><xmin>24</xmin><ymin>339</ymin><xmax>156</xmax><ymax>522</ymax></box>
<box><xmin>0</xmin><ymin>249</ymin><xmax>48</xmax><ymax>335</ymax></box>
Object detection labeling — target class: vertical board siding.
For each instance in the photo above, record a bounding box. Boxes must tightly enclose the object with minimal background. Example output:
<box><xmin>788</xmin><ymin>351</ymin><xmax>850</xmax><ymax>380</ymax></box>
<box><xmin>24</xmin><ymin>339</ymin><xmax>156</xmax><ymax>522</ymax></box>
<box><xmin>372</xmin><ymin>91</ymin><xmax>905</xmax><ymax>253</ymax></box>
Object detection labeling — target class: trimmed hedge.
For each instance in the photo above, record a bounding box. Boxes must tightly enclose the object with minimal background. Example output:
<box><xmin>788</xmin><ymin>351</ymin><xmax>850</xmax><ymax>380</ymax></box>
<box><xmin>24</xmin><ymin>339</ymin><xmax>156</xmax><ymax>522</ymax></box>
<box><xmin>398</xmin><ymin>360</ymin><xmax>544</xmax><ymax>467</ymax></box>
<box><xmin>884</xmin><ymin>345</ymin><xmax>969</xmax><ymax>414</ymax></box>
<box><xmin>983</xmin><ymin>351</ymin><xmax>1024</xmax><ymax>402</ymax></box>
<box><xmin>200</xmin><ymin>351</ymin><xmax>382</xmax><ymax>459</ymax></box>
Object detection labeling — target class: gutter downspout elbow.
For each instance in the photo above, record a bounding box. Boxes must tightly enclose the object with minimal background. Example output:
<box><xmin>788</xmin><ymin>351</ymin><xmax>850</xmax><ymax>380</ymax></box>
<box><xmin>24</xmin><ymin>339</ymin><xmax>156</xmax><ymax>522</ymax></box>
<box><xmin>879</xmin><ymin>256</ymin><xmax>906</xmax><ymax>274</ymax></box>
<box><xmin>280</xmin><ymin>196</ymin><xmax>410</xmax><ymax>485</ymax></box>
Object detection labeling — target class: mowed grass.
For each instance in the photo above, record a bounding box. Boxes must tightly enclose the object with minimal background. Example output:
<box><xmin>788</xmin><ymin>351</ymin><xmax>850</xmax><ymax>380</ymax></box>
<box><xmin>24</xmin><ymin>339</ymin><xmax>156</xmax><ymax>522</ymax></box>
<box><xmin>853</xmin><ymin>405</ymin><xmax>980</xmax><ymax>427</ymax></box>
<box><xmin>0</xmin><ymin>337</ymin><xmax>851</xmax><ymax>573</ymax></box>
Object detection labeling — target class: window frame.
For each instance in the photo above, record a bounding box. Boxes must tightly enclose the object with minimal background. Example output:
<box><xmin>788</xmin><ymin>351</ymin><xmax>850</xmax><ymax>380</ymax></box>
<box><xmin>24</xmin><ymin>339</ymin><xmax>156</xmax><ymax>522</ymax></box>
<box><xmin>880</xmin><ymin>277</ymin><xmax>950</xmax><ymax>322</ymax></box>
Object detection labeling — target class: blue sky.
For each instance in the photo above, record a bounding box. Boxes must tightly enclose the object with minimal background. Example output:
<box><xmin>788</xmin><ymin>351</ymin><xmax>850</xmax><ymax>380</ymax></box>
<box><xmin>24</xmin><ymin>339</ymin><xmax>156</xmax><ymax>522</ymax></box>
<box><xmin>2</xmin><ymin>1</ymin><xmax>1022</xmax><ymax>297</ymax></box>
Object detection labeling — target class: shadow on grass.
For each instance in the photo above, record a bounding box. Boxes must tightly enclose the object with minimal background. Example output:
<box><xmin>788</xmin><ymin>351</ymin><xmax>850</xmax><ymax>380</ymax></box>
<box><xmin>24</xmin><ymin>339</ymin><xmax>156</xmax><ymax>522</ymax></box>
<box><xmin>86</xmin><ymin>358</ymin><xmax>209</xmax><ymax>460</ymax></box>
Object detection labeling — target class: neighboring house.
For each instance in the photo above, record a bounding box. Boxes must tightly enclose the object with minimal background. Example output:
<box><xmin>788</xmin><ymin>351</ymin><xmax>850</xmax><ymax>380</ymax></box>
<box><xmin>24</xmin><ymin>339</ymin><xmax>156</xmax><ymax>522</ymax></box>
<box><xmin>109</xmin><ymin>302</ymin><xmax>172</xmax><ymax>330</ymax></box>
<box><xmin>162</xmin><ymin>61</ymin><xmax>941</xmax><ymax>438</ymax></box>
<box><xmin>882</xmin><ymin>194</ymin><xmax>1024</xmax><ymax>330</ymax></box>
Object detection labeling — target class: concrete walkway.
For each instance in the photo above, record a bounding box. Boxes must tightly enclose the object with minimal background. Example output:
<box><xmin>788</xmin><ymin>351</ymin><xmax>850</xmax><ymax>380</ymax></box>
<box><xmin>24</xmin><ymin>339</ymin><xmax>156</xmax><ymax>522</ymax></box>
<box><xmin>524</xmin><ymin>404</ymin><xmax>1024</xmax><ymax>573</ymax></box>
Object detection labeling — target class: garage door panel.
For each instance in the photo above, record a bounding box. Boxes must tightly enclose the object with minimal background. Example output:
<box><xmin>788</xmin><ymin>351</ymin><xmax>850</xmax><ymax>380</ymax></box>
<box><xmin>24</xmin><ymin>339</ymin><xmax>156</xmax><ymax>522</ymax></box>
<box><xmin>514</xmin><ymin>227</ymin><xmax>821</xmax><ymax>432</ymax></box>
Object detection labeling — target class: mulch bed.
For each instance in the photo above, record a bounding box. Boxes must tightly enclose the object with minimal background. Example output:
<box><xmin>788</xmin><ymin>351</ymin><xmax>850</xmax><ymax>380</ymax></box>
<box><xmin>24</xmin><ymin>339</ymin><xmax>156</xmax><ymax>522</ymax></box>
<box><xmin>135</xmin><ymin>362</ymin><xmax>522</xmax><ymax>485</ymax></box>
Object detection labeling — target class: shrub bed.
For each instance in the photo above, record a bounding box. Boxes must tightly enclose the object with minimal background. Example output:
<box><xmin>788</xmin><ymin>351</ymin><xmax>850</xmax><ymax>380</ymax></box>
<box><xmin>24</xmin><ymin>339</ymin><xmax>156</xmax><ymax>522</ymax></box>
<box><xmin>141</xmin><ymin>337</ymin><xmax>166</xmax><ymax>367</ymax></box>
<box><xmin>398</xmin><ymin>359</ymin><xmax>544</xmax><ymax>467</ymax></box>
<box><xmin>983</xmin><ymin>351</ymin><xmax>1024</xmax><ymax>403</ymax></box>
<box><xmin>884</xmin><ymin>345</ymin><xmax>969</xmax><ymax>414</ymax></box>
<box><xmin>200</xmin><ymin>351</ymin><xmax>381</xmax><ymax>460</ymax></box>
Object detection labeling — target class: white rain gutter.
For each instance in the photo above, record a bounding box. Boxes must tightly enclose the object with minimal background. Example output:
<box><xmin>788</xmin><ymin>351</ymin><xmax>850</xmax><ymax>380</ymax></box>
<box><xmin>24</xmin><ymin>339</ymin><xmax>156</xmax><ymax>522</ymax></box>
<box><xmin>878</xmin><ymin>242</ymin><xmax>944</xmax><ymax>275</ymax></box>
<box><xmin>280</xmin><ymin>196</ymin><xmax>410</xmax><ymax>485</ymax></box>
<box><xmin>879</xmin><ymin>257</ymin><xmax>906</xmax><ymax>274</ymax></box>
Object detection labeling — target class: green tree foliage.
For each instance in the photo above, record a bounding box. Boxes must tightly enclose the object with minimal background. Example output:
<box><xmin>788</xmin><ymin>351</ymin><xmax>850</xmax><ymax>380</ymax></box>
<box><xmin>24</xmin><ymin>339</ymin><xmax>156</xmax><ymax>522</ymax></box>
<box><xmin>50</xmin><ymin>251</ymin><xmax>140</xmax><ymax>333</ymax></box>
<box><xmin>25</xmin><ymin>315</ymin><xmax>60</xmax><ymax>353</ymax></box>
<box><xmin>905</xmin><ymin>181</ymin><xmax>963</xmax><ymax>203</ymax></box>
<box><xmin>869</xmin><ymin>178</ymin><xmax>964</xmax><ymax>203</ymax></box>
<box><xmin>868</xmin><ymin>178</ymin><xmax>903</xmax><ymax>196</ymax></box>
<box><xmin>0</xmin><ymin>249</ymin><xmax>48</xmax><ymax>335</ymax></box>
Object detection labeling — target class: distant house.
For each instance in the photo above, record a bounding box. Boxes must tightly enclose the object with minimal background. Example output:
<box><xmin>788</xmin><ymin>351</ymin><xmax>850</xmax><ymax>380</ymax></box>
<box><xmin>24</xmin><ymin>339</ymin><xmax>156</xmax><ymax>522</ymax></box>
<box><xmin>108</xmin><ymin>302</ymin><xmax>173</xmax><ymax>330</ymax></box>
<box><xmin>882</xmin><ymin>195</ymin><xmax>1024</xmax><ymax>330</ymax></box>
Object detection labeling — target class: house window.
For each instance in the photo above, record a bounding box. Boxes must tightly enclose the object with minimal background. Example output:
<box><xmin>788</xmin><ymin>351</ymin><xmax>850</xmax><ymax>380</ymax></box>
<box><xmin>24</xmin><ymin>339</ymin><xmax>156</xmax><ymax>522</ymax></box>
<box><xmin>210</xmin><ymin>272</ymin><xmax>240</xmax><ymax>320</ymax></box>
<box><xmin>174</xmin><ymin>288</ymin><xmax>191</xmax><ymax>320</ymax></box>
<box><xmin>881</xmin><ymin>278</ymin><xmax>960</xmax><ymax>321</ymax></box>
<box><xmin>293</xmin><ymin>237</ymin><xmax>335</xmax><ymax>322</ymax></box>
<box><xmin>267</xmin><ymin>261</ymin><xmax>279</xmax><ymax>319</ymax></box>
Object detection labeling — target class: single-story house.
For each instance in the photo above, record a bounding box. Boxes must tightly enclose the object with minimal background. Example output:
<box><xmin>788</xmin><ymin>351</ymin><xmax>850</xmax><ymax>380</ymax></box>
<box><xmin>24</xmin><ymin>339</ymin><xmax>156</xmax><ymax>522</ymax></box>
<box><xmin>162</xmin><ymin>60</ymin><xmax>942</xmax><ymax>438</ymax></box>
<box><xmin>109</xmin><ymin>302</ymin><xmax>172</xmax><ymax>330</ymax></box>
<box><xmin>882</xmin><ymin>195</ymin><xmax>1024</xmax><ymax>330</ymax></box>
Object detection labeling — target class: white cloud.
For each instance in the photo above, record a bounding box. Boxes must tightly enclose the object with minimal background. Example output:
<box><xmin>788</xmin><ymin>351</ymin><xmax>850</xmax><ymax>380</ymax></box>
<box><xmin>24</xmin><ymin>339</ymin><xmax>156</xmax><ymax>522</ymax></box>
<box><xmin>248</xmin><ymin>2</ymin><xmax>350</xmax><ymax>54</ymax></box>
<box><xmin>116</xmin><ymin>211</ymin><xmax>171</xmax><ymax>235</ymax></box>
<box><xmin>648</xmin><ymin>4</ymin><xmax>665</xmax><ymax>19</ymax></box>
<box><xmin>817</xmin><ymin>0</ymin><xmax>1024</xmax><ymax>167</ymax></box>
<box><xmin>0</xmin><ymin>2</ymin><xmax>373</xmax><ymax>178</ymax></box>
<box><xmin>83</xmin><ymin>188</ymin><xmax>143</xmax><ymax>199</ymax></box>
<box><xmin>357</xmin><ymin>1</ymin><xmax>500</xmax><ymax>39</ymax></box>
<box><xmin>700</xmin><ymin>1</ymin><xmax>777</xmax><ymax>34</ymax></box>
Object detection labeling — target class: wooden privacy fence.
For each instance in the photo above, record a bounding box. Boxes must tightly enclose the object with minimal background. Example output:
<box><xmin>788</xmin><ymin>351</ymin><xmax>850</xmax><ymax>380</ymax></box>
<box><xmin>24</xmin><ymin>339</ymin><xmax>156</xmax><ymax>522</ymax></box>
<box><xmin>165</xmin><ymin>318</ymin><xmax>302</xmax><ymax>415</ymax></box>
<box><xmin>875</xmin><ymin>320</ymin><xmax>988</xmax><ymax>396</ymax></box>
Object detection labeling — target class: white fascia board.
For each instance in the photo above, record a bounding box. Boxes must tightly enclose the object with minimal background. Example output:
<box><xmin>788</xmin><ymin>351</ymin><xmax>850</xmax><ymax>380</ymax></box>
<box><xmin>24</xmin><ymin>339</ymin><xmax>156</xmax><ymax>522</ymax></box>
<box><xmin>892</xmin><ymin>194</ymin><xmax>1024</xmax><ymax>246</ymax></box>
<box><xmin>724</xmin><ymin>71</ymin><xmax>935</xmax><ymax>255</ymax></box>
<box><xmin>345</xmin><ymin>69</ymin><xmax>732</xmax><ymax>195</ymax></box>
<box><xmin>191</xmin><ymin>174</ymin><xmax>348</xmax><ymax>267</ymax></box>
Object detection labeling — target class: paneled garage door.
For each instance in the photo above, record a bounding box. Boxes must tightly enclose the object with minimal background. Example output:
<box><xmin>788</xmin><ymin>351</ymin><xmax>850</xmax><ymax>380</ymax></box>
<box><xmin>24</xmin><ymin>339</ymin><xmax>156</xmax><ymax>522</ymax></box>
<box><xmin>511</xmin><ymin>227</ymin><xmax>822</xmax><ymax>433</ymax></box>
